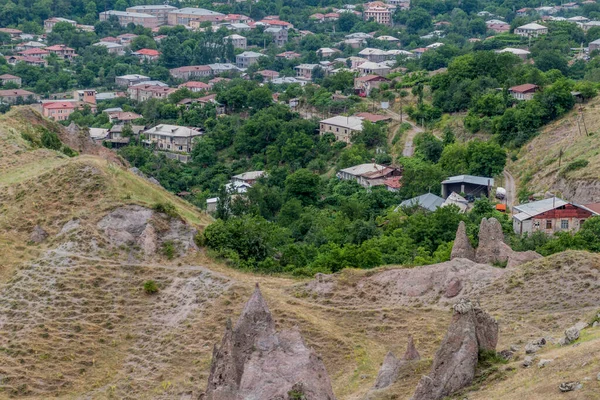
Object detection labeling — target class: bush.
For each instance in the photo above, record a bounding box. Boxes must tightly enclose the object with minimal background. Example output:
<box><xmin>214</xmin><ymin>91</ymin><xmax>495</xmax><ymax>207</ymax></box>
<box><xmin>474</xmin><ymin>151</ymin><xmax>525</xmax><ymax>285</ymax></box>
<box><xmin>61</xmin><ymin>145</ymin><xmax>78</xmax><ymax>157</ymax></box>
<box><xmin>153</xmin><ymin>202</ymin><xmax>179</xmax><ymax>218</ymax></box>
<box><xmin>143</xmin><ymin>280</ymin><xmax>159</xmax><ymax>294</ymax></box>
<box><xmin>40</xmin><ymin>129</ymin><xmax>62</xmax><ymax>150</ymax></box>
<box><xmin>560</xmin><ymin>159</ymin><xmax>589</xmax><ymax>176</ymax></box>
<box><xmin>162</xmin><ymin>240</ymin><xmax>176</xmax><ymax>260</ymax></box>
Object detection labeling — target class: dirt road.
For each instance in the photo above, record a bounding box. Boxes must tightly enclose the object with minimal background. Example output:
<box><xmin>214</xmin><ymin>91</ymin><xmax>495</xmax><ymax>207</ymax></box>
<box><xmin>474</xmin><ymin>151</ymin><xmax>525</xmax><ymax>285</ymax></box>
<box><xmin>503</xmin><ymin>169</ymin><xmax>517</xmax><ymax>211</ymax></box>
<box><xmin>381</xmin><ymin>108</ymin><xmax>424</xmax><ymax>157</ymax></box>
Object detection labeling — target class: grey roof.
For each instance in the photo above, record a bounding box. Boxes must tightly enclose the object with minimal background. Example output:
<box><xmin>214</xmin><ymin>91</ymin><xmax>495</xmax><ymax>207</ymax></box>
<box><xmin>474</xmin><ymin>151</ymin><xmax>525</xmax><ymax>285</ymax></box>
<box><xmin>127</xmin><ymin>5</ymin><xmax>177</xmax><ymax>10</ymax></box>
<box><xmin>399</xmin><ymin>193</ymin><xmax>445</xmax><ymax>212</ymax></box>
<box><xmin>101</xmin><ymin>10</ymin><xmax>156</xmax><ymax>18</ymax></box>
<box><xmin>442</xmin><ymin>175</ymin><xmax>494</xmax><ymax>187</ymax></box>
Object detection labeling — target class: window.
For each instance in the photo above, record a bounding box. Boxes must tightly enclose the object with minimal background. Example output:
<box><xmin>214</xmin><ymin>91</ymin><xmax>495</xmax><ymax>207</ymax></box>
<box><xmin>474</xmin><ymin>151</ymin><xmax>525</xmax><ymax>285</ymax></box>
<box><xmin>580</xmin><ymin>219</ymin><xmax>586</xmax><ymax>227</ymax></box>
<box><xmin>546</xmin><ymin>220</ymin><xmax>552</xmax><ymax>229</ymax></box>
<box><xmin>533</xmin><ymin>221</ymin><xmax>540</xmax><ymax>228</ymax></box>
<box><xmin>561</xmin><ymin>220</ymin><xmax>569</xmax><ymax>230</ymax></box>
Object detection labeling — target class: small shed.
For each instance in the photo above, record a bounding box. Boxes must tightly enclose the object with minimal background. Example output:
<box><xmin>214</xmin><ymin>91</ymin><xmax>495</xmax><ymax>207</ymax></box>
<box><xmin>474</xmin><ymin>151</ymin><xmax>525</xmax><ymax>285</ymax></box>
<box><xmin>441</xmin><ymin>175</ymin><xmax>494</xmax><ymax>199</ymax></box>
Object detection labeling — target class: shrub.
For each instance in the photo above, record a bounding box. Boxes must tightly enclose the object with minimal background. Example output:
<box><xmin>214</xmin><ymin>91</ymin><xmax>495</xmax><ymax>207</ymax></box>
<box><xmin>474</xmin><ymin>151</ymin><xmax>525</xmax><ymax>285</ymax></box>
<box><xmin>40</xmin><ymin>129</ymin><xmax>62</xmax><ymax>150</ymax></box>
<box><xmin>143</xmin><ymin>280</ymin><xmax>159</xmax><ymax>294</ymax></box>
<box><xmin>560</xmin><ymin>159</ymin><xmax>589</xmax><ymax>176</ymax></box>
<box><xmin>162</xmin><ymin>241</ymin><xmax>176</xmax><ymax>260</ymax></box>
<box><xmin>61</xmin><ymin>145</ymin><xmax>78</xmax><ymax>157</ymax></box>
<box><xmin>153</xmin><ymin>202</ymin><xmax>179</xmax><ymax>218</ymax></box>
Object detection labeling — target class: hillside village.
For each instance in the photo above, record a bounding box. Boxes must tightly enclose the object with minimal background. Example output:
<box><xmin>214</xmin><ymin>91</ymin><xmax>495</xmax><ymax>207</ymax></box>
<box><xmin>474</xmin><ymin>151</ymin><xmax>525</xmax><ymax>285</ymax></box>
<box><xmin>2</xmin><ymin>0</ymin><xmax>600</xmax><ymax>399</ymax></box>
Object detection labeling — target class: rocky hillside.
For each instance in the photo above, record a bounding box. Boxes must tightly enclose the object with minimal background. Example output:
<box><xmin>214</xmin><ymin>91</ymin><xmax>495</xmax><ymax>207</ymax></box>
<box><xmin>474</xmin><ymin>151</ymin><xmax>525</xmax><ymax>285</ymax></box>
<box><xmin>0</xmin><ymin>107</ymin><xmax>599</xmax><ymax>399</ymax></box>
<box><xmin>510</xmin><ymin>96</ymin><xmax>600</xmax><ymax>203</ymax></box>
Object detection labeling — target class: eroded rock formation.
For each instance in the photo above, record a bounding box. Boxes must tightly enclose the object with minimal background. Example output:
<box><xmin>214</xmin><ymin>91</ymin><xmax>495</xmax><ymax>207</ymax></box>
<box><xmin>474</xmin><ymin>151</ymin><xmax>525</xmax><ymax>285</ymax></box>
<box><xmin>411</xmin><ymin>299</ymin><xmax>498</xmax><ymax>400</ymax></box>
<box><xmin>451</xmin><ymin>218</ymin><xmax>541</xmax><ymax>268</ymax></box>
<box><xmin>372</xmin><ymin>335</ymin><xmax>421</xmax><ymax>391</ymax></box>
<box><xmin>450</xmin><ymin>221</ymin><xmax>475</xmax><ymax>260</ymax></box>
<box><xmin>204</xmin><ymin>284</ymin><xmax>336</xmax><ymax>400</ymax></box>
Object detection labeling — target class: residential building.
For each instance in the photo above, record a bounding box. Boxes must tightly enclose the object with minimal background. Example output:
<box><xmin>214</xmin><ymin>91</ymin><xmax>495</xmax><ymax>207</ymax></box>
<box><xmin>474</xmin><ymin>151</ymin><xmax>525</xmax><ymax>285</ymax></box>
<box><xmin>18</xmin><ymin>41</ymin><xmax>47</xmax><ymax>50</ymax></box>
<box><xmin>513</xmin><ymin>198</ymin><xmax>598</xmax><ymax>235</ymax></box>
<box><xmin>0</xmin><ymin>89</ymin><xmax>37</xmax><ymax>104</ymax></box>
<box><xmin>19</xmin><ymin>48</ymin><xmax>49</xmax><ymax>58</ymax></box>
<box><xmin>106</xmin><ymin>111</ymin><xmax>142</xmax><ymax>123</ymax></box>
<box><xmin>345</xmin><ymin>32</ymin><xmax>373</xmax><ymax>40</ymax></box>
<box><xmin>317</xmin><ymin>47</ymin><xmax>339</xmax><ymax>57</ymax></box>
<box><xmin>0</xmin><ymin>28</ymin><xmax>22</xmax><ymax>38</ymax></box>
<box><xmin>93</xmin><ymin>41</ymin><xmax>125</xmax><ymax>54</ymax></box>
<box><xmin>126</xmin><ymin>5</ymin><xmax>177</xmax><ymax>26</ymax></box>
<box><xmin>496</xmin><ymin>47</ymin><xmax>531</xmax><ymax>60</ymax></box>
<box><xmin>99</xmin><ymin>10</ymin><xmax>159</xmax><ymax>29</ymax></box>
<box><xmin>232</xmin><ymin>171</ymin><xmax>265</xmax><ymax>185</ymax></box>
<box><xmin>115</xmin><ymin>74</ymin><xmax>151</xmax><ymax>87</ymax></box>
<box><xmin>377</xmin><ymin>35</ymin><xmax>400</xmax><ymax>42</ymax></box>
<box><xmin>207</xmin><ymin>63</ymin><xmax>240</xmax><ymax>75</ymax></box>
<box><xmin>363</xmin><ymin>2</ymin><xmax>394</xmax><ymax>26</ymax></box>
<box><xmin>399</xmin><ymin>193</ymin><xmax>445</xmax><ymax>212</ymax></box>
<box><xmin>178</xmin><ymin>81</ymin><xmax>211</xmax><ymax>92</ymax></box>
<box><xmin>43</xmin><ymin>17</ymin><xmax>76</xmax><ymax>32</ymax></box>
<box><xmin>357</xmin><ymin>62</ymin><xmax>391</xmax><ymax>77</ymax></box>
<box><xmin>117</xmin><ymin>33</ymin><xmax>138</xmax><ymax>45</ymax></box>
<box><xmin>42</xmin><ymin>102</ymin><xmax>78</xmax><ymax>120</ymax></box>
<box><xmin>487</xmin><ymin>22</ymin><xmax>510</xmax><ymax>33</ymax></box>
<box><xmin>235</xmin><ymin>51</ymin><xmax>264</xmax><ymax>68</ymax></box>
<box><xmin>257</xmin><ymin>19</ymin><xmax>294</xmax><ymax>29</ymax></box>
<box><xmin>5</xmin><ymin>55</ymin><xmax>47</xmax><ymax>67</ymax></box>
<box><xmin>590</xmin><ymin>38</ymin><xmax>600</xmax><ymax>52</ymax></box>
<box><xmin>509</xmin><ymin>83</ymin><xmax>539</xmax><ymax>100</ymax></box>
<box><xmin>319</xmin><ymin>115</ymin><xmax>363</xmax><ymax>143</ymax></box>
<box><xmin>224</xmin><ymin>14</ymin><xmax>253</xmax><ymax>24</ymax></box>
<box><xmin>271</xmin><ymin>77</ymin><xmax>309</xmax><ymax>85</ymax></box>
<box><xmin>383</xmin><ymin>176</ymin><xmax>402</xmax><ymax>192</ymax></box>
<box><xmin>358</xmin><ymin>48</ymin><xmax>388</xmax><ymax>63</ymax></box>
<box><xmin>222</xmin><ymin>22</ymin><xmax>252</xmax><ymax>32</ymax></box>
<box><xmin>167</xmin><ymin>8</ymin><xmax>225</xmax><ymax>26</ymax></box>
<box><xmin>0</xmin><ymin>74</ymin><xmax>22</xmax><ymax>87</ymax></box>
<box><xmin>170</xmin><ymin>65</ymin><xmax>213</xmax><ymax>80</ymax></box>
<box><xmin>224</xmin><ymin>34</ymin><xmax>247</xmax><ymax>49</ymax></box>
<box><xmin>337</xmin><ymin>163</ymin><xmax>402</xmax><ymax>189</ymax></box>
<box><xmin>143</xmin><ymin>124</ymin><xmax>204</xmax><ymax>153</ymax></box>
<box><xmin>582</xmin><ymin>20</ymin><xmax>600</xmax><ymax>31</ymax></box>
<box><xmin>132</xmin><ymin>48</ymin><xmax>160</xmax><ymax>61</ymax></box>
<box><xmin>516</xmin><ymin>8</ymin><xmax>531</xmax><ymax>16</ymax></box>
<box><xmin>294</xmin><ymin>64</ymin><xmax>319</xmax><ymax>80</ymax></box>
<box><xmin>128</xmin><ymin>84</ymin><xmax>176</xmax><ymax>102</ymax></box>
<box><xmin>46</xmin><ymin>44</ymin><xmax>77</xmax><ymax>60</ymax></box>
<box><xmin>72</xmin><ymin>89</ymin><xmax>97</xmax><ymax>105</ymax></box>
<box><xmin>514</xmin><ymin>23</ymin><xmax>548</xmax><ymax>37</ymax></box>
<box><xmin>441</xmin><ymin>175</ymin><xmax>494</xmax><ymax>199</ymax></box>
<box><xmin>277</xmin><ymin>51</ymin><xmax>300</xmax><ymax>60</ymax></box>
<box><xmin>264</xmin><ymin>27</ymin><xmax>288</xmax><ymax>46</ymax></box>
<box><xmin>256</xmin><ymin>70</ymin><xmax>280</xmax><ymax>81</ymax></box>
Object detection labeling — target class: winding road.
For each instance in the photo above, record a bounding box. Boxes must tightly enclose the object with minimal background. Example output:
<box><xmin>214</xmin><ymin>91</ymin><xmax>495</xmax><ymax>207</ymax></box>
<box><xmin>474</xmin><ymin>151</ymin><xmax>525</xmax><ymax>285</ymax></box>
<box><xmin>381</xmin><ymin>108</ymin><xmax>424</xmax><ymax>157</ymax></box>
<box><xmin>503</xmin><ymin>169</ymin><xmax>517</xmax><ymax>211</ymax></box>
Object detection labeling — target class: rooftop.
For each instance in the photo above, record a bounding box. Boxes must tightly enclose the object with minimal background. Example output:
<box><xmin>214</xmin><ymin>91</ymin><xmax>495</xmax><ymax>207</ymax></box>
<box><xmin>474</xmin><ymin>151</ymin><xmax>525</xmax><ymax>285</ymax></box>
<box><xmin>399</xmin><ymin>193</ymin><xmax>445</xmax><ymax>212</ymax></box>
<box><xmin>442</xmin><ymin>175</ymin><xmax>494</xmax><ymax>186</ymax></box>
<box><xmin>509</xmin><ymin>83</ymin><xmax>539</xmax><ymax>93</ymax></box>
<box><xmin>517</xmin><ymin>22</ymin><xmax>547</xmax><ymax>30</ymax></box>
<box><xmin>513</xmin><ymin>197</ymin><xmax>569</xmax><ymax>221</ymax></box>
<box><xmin>232</xmin><ymin>171</ymin><xmax>265</xmax><ymax>181</ymax></box>
<box><xmin>339</xmin><ymin>163</ymin><xmax>398</xmax><ymax>178</ymax></box>
<box><xmin>144</xmin><ymin>124</ymin><xmax>203</xmax><ymax>137</ymax></box>
<box><xmin>101</xmin><ymin>10</ymin><xmax>157</xmax><ymax>18</ymax></box>
<box><xmin>170</xmin><ymin>7</ymin><xmax>224</xmax><ymax>16</ymax></box>
<box><xmin>320</xmin><ymin>115</ymin><xmax>363</xmax><ymax>130</ymax></box>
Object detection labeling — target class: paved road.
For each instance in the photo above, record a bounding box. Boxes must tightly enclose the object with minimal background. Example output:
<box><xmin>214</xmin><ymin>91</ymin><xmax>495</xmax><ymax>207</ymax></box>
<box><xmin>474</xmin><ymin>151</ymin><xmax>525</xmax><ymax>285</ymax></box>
<box><xmin>503</xmin><ymin>169</ymin><xmax>517</xmax><ymax>211</ymax></box>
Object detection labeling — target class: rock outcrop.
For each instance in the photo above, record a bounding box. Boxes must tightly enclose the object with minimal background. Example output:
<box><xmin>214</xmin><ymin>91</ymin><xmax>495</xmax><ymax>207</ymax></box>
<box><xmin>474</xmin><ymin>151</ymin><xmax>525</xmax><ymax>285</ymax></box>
<box><xmin>451</xmin><ymin>218</ymin><xmax>541</xmax><ymax>268</ymax></box>
<box><xmin>372</xmin><ymin>335</ymin><xmax>421</xmax><ymax>391</ymax></box>
<box><xmin>204</xmin><ymin>284</ymin><xmax>336</xmax><ymax>400</ymax></box>
<box><xmin>29</xmin><ymin>225</ymin><xmax>48</xmax><ymax>243</ymax></box>
<box><xmin>450</xmin><ymin>221</ymin><xmax>475</xmax><ymax>260</ymax></box>
<box><xmin>97</xmin><ymin>205</ymin><xmax>197</xmax><ymax>257</ymax></box>
<box><xmin>411</xmin><ymin>299</ymin><xmax>498</xmax><ymax>400</ymax></box>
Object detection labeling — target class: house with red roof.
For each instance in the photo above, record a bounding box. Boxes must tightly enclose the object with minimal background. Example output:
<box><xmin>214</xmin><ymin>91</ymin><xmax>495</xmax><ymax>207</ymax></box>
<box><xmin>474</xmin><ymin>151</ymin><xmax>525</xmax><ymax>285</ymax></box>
<box><xmin>354</xmin><ymin>75</ymin><xmax>391</xmax><ymax>96</ymax></box>
<box><xmin>256</xmin><ymin>70</ymin><xmax>280</xmax><ymax>82</ymax></box>
<box><xmin>0</xmin><ymin>74</ymin><xmax>22</xmax><ymax>87</ymax></box>
<box><xmin>133</xmin><ymin>48</ymin><xmax>160</xmax><ymax>61</ymax></box>
<box><xmin>0</xmin><ymin>89</ymin><xmax>37</xmax><ymax>104</ymax></box>
<box><xmin>509</xmin><ymin>83</ymin><xmax>539</xmax><ymax>100</ymax></box>
<box><xmin>46</xmin><ymin>44</ymin><xmax>77</xmax><ymax>60</ymax></box>
<box><xmin>178</xmin><ymin>81</ymin><xmax>211</xmax><ymax>92</ymax></box>
<box><xmin>19</xmin><ymin>48</ymin><xmax>49</xmax><ymax>58</ymax></box>
<box><xmin>0</xmin><ymin>28</ymin><xmax>22</xmax><ymax>38</ymax></box>
<box><xmin>170</xmin><ymin>65</ymin><xmax>212</xmax><ymax>80</ymax></box>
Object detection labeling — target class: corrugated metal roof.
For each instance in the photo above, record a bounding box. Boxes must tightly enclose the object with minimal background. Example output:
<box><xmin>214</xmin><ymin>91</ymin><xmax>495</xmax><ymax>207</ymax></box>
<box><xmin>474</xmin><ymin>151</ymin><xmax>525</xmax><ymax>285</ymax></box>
<box><xmin>513</xmin><ymin>197</ymin><xmax>568</xmax><ymax>219</ymax></box>
<box><xmin>442</xmin><ymin>175</ymin><xmax>494</xmax><ymax>186</ymax></box>
<box><xmin>399</xmin><ymin>193</ymin><xmax>444</xmax><ymax>212</ymax></box>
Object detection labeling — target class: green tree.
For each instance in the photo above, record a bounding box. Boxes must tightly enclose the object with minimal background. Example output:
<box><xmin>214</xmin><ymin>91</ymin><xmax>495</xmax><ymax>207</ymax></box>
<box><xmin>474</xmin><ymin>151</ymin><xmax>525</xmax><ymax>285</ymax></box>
<box><xmin>285</xmin><ymin>169</ymin><xmax>321</xmax><ymax>205</ymax></box>
<box><xmin>466</xmin><ymin>140</ymin><xmax>506</xmax><ymax>177</ymax></box>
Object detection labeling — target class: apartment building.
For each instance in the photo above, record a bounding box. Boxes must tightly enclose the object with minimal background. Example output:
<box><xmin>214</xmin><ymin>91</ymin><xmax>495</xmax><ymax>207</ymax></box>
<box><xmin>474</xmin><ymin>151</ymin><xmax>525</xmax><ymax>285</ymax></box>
<box><xmin>235</xmin><ymin>51</ymin><xmax>264</xmax><ymax>68</ymax></box>
<box><xmin>170</xmin><ymin>65</ymin><xmax>213</xmax><ymax>80</ymax></box>
<box><xmin>46</xmin><ymin>44</ymin><xmax>77</xmax><ymax>60</ymax></box>
<box><xmin>514</xmin><ymin>23</ymin><xmax>548</xmax><ymax>37</ymax></box>
<box><xmin>115</xmin><ymin>74</ymin><xmax>151</xmax><ymax>87</ymax></box>
<box><xmin>143</xmin><ymin>124</ymin><xmax>204</xmax><ymax>153</ymax></box>
<box><xmin>264</xmin><ymin>27</ymin><xmax>288</xmax><ymax>46</ymax></box>
<box><xmin>99</xmin><ymin>10</ymin><xmax>159</xmax><ymax>29</ymax></box>
<box><xmin>319</xmin><ymin>115</ymin><xmax>363</xmax><ymax>143</ymax></box>
<box><xmin>224</xmin><ymin>34</ymin><xmax>247</xmax><ymax>49</ymax></box>
<box><xmin>126</xmin><ymin>5</ymin><xmax>177</xmax><ymax>26</ymax></box>
<box><xmin>364</xmin><ymin>2</ymin><xmax>394</xmax><ymax>26</ymax></box>
<box><xmin>167</xmin><ymin>8</ymin><xmax>225</xmax><ymax>26</ymax></box>
<box><xmin>127</xmin><ymin>84</ymin><xmax>176</xmax><ymax>102</ymax></box>
<box><xmin>0</xmin><ymin>89</ymin><xmax>37</xmax><ymax>104</ymax></box>
<box><xmin>294</xmin><ymin>64</ymin><xmax>319</xmax><ymax>80</ymax></box>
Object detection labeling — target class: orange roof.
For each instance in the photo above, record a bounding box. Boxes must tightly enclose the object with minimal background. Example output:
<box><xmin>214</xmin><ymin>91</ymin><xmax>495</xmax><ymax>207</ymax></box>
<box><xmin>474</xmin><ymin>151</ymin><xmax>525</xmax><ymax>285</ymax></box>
<box><xmin>19</xmin><ymin>48</ymin><xmax>48</xmax><ymax>55</ymax></box>
<box><xmin>384</xmin><ymin>176</ymin><xmax>402</xmax><ymax>189</ymax></box>
<box><xmin>46</xmin><ymin>44</ymin><xmax>74</xmax><ymax>51</ymax></box>
<box><xmin>509</xmin><ymin>83</ymin><xmax>538</xmax><ymax>93</ymax></box>
<box><xmin>495</xmin><ymin>204</ymin><xmax>507</xmax><ymax>211</ymax></box>
<box><xmin>179</xmin><ymin>81</ymin><xmax>211</xmax><ymax>89</ymax></box>
<box><xmin>135</xmin><ymin>48</ymin><xmax>160</xmax><ymax>56</ymax></box>
<box><xmin>355</xmin><ymin>112</ymin><xmax>391</xmax><ymax>123</ymax></box>
<box><xmin>43</xmin><ymin>101</ymin><xmax>77</xmax><ymax>109</ymax></box>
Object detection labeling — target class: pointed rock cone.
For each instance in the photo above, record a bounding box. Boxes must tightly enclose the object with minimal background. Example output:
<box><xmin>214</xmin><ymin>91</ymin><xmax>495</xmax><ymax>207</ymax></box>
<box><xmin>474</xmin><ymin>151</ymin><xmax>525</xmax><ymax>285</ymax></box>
<box><xmin>411</xmin><ymin>299</ymin><xmax>498</xmax><ymax>400</ymax></box>
<box><xmin>372</xmin><ymin>351</ymin><xmax>401</xmax><ymax>390</ymax></box>
<box><xmin>403</xmin><ymin>334</ymin><xmax>421</xmax><ymax>361</ymax></box>
<box><xmin>450</xmin><ymin>221</ymin><xmax>475</xmax><ymax>261</ymax></box>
